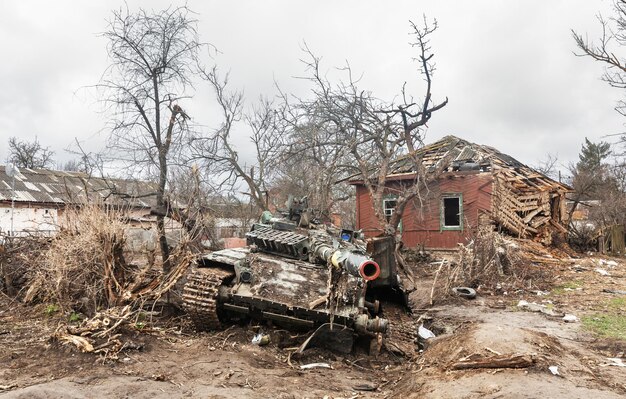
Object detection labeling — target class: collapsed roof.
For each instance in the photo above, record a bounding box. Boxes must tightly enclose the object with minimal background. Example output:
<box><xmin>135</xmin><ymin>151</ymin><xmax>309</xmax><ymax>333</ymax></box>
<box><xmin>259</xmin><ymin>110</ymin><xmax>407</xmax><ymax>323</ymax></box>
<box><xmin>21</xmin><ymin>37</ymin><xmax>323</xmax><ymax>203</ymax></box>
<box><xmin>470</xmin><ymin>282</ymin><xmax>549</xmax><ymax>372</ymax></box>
<box><xmin>390</xmin><ymin>135</ymin><xmax>571</xmax><ymax>194</ymax></box>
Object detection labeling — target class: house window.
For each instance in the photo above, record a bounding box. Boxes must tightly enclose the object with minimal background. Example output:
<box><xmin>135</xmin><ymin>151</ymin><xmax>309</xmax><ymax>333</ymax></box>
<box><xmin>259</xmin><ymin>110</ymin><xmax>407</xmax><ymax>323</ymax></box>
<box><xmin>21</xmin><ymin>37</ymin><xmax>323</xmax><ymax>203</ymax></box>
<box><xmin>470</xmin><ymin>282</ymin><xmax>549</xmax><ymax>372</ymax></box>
<box><xmin>383</xmin><ymin>197</ymin><xmax>397</xmax><ymax>222</ymax></box>
<box><xmin>441</xmin><ymin>194</ymin><xmax>462</xmax><ymax>230</ymax></box>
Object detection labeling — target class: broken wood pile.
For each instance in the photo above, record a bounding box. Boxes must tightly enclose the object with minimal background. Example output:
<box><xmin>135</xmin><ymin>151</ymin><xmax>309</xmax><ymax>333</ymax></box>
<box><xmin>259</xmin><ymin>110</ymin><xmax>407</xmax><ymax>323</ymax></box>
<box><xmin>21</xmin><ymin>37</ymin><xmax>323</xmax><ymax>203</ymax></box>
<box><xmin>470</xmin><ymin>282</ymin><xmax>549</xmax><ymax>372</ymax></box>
<box><xmin>1</xmin><ymin>205</ymin><xmax>198</xmax><ymax>361</ymax></box>
<box><xmin>9</xmin><ymin>205</ymin><xmax>195</xmax><ymax>315</ymax></box>
<box><xmin>21</xmin><ymin>206</ymin><xmax>131</xmax><ymax>312</ymax></box>
<box><xmin>51</xmin><ymin>248</ymin><xmax>194</xmax><ymax>359</ymax></box>
<box><xmin>432</xmin><ymin>226</ymin><xmax>521</xmax><ymax>298</ymax></box>
<box><xmin>492</xmin><ymin>168</ymin><xmax>569</xmax><ymax>241</ymax></box>
<box><xmin>429</xmin><ymin>228</ymin><xmax>566</xmax><ymax>302</ymax></box>
<box><xmin>513</xmin><ymin>238</ymin><xmax>577</xmax><ymax>266</ymax></box>
<box><xmin>53</xmin><ymin>305</ymin><xmax>145</xmax><ymax>360</ymax></box>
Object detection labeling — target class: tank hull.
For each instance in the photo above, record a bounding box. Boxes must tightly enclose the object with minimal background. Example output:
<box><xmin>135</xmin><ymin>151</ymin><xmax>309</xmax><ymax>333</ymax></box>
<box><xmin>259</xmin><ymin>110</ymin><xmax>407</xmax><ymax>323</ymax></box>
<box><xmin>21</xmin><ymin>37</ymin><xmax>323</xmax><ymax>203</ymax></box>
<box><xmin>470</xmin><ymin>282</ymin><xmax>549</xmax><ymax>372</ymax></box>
<box><xmin>183</xmin><ymin>247</ymin><xmax>386</xmax><ymax>334</ymax></box>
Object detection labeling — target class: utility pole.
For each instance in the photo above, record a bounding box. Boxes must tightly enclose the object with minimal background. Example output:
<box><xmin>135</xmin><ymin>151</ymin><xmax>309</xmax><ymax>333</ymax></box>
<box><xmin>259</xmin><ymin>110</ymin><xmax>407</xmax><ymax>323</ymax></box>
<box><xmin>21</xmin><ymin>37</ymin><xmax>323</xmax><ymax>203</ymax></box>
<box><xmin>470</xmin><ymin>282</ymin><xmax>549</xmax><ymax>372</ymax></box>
<box><xmin>6</xmin><ymin>164</ymin><xmax>18</xmax><ymax>237</ymax></box>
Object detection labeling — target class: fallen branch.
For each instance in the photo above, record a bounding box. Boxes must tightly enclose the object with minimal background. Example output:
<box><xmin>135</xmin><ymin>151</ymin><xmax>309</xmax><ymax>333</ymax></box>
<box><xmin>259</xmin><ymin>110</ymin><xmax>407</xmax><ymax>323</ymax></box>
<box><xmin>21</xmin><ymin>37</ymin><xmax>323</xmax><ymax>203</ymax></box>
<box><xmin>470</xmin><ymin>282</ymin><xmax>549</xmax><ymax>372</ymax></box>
<box><xmin>451</xmin><ymin>354</ymin><xmax>535</xmax><ymax>370</ymax></box>
<box><xmin>55</xmin><ymin>332</ymin><xmax>95</xmax><ymax>353</ymax></box>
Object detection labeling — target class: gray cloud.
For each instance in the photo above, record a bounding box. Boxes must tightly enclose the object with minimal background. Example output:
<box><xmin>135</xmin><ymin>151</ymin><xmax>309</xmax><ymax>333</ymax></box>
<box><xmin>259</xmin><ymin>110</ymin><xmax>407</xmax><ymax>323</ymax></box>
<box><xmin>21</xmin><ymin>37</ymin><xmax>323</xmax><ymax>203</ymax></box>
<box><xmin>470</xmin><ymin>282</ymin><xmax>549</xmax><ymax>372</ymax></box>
<box><xmin>0</xmin><ymin>0</ymin><xmax>623</xmax><ymax>174</ymax></box>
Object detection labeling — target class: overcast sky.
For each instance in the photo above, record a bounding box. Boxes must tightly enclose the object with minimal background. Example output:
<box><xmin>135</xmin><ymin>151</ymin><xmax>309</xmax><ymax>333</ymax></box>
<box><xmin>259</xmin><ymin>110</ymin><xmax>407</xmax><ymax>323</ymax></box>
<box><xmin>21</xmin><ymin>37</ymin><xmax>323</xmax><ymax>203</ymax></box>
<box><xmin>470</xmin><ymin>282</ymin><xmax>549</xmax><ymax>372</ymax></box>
<box><xmin>0</xmin><ymin>0</ymin><xmax>624</xmax><ymax>175</ymax></box>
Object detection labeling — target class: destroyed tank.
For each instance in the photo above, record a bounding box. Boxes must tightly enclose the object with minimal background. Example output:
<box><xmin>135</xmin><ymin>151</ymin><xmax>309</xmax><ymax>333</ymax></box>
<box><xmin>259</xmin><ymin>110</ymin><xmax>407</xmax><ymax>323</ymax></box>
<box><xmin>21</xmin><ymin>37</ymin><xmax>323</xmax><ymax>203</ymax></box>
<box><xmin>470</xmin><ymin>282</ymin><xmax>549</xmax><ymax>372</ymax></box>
<box><xmin>182</xmin><ymin>196</ymin><xmax>400</xmax><ymax>347</ymax></box>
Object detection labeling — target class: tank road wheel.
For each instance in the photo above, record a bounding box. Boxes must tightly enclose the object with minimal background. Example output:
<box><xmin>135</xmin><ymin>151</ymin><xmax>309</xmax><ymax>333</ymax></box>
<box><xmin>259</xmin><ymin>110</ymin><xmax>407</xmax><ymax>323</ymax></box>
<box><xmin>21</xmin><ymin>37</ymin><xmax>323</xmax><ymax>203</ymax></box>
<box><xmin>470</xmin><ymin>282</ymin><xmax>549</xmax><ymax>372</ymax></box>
<box><xmin>182</xmin><ymin>268</ymin><xmax>232</xmax><ymax>331</ymax></box>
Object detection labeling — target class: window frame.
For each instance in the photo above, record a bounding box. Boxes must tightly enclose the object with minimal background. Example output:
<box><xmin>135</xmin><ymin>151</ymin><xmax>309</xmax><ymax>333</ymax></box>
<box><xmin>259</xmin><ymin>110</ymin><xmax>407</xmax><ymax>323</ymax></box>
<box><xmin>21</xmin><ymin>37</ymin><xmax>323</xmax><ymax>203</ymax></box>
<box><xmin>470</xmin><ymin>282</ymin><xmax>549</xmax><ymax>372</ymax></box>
<box><xmin>382</xmin><ymin>195</ymin><xmax>398</xmax><ymax>222</ymax></box>
<box><xmin>440</xmin><ymin>193</ymin><xmax>463</xmax><ymax>231</ymax></box>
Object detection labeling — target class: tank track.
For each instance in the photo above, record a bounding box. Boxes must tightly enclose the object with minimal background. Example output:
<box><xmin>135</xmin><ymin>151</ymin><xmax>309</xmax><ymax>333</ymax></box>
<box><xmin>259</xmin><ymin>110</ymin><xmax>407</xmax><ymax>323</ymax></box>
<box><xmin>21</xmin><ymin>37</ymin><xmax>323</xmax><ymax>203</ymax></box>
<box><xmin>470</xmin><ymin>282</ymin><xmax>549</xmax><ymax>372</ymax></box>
<box><xmin>182</xmin><ymin>268</ymin><xmax>233</xmax><ymax>331</ymax></box>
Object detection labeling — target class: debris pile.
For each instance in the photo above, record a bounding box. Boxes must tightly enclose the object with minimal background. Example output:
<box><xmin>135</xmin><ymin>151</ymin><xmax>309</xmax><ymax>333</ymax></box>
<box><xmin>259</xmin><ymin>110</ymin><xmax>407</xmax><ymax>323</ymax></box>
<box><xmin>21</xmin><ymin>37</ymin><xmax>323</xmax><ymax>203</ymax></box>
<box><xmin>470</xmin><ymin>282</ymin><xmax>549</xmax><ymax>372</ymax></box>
<box><xmin>430</xmin><ymin>227</ymin><xmax>520</xmax><ymax>300</ymax></box>
<box><xmin>427</xmin><ymin>226</ymin><xmax>570</xmax><ymax>302</ymax></box>
<box><xmin>2</xmin><ymin>205</ymin><xmax>195</xmax><ymax>316</ymax></box>
<box><xmin>0</xmin><ymin>205</ymin><xmax>197</xmax><ymax>360</ymax></box>
<box><xmin>53</xmin><ymin>305</ymin><xmax>145</xmax><ymax>360</ymax></box>
<box><xmin>22</xmin><ymin>206</ymin><xmax>131</xmax><ymax>313</ymax></box>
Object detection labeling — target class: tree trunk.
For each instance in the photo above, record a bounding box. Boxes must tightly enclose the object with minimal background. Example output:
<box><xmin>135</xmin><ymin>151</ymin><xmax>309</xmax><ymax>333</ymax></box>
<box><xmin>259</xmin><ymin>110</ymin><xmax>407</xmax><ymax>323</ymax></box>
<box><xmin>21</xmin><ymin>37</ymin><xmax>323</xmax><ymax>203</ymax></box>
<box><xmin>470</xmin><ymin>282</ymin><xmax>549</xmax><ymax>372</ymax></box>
<box><xmin>157</xmin><ymin>154</ymin><xmax>172</xmax><ymax>275</ymax></box>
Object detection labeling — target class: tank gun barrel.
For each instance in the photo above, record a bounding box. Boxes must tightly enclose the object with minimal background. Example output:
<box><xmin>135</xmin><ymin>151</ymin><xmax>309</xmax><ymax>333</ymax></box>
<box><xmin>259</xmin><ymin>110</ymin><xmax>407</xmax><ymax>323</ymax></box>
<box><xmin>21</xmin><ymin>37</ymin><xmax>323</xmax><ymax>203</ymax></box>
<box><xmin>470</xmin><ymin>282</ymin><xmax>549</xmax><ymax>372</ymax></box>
<box><xmin>313</xmin><ymin>243</ymin><xmax>381</xmax><ymax>281</ymax></box>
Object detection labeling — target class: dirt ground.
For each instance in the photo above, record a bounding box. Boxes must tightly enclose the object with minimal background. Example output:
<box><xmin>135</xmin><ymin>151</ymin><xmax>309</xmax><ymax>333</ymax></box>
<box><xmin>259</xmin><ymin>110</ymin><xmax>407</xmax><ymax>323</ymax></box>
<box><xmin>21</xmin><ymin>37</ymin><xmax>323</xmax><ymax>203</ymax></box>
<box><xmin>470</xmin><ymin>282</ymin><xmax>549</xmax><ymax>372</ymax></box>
<box><xmin>1</xmin><ymin>251</ymin><xmax>625</xmax><ymax>399</ymax></box>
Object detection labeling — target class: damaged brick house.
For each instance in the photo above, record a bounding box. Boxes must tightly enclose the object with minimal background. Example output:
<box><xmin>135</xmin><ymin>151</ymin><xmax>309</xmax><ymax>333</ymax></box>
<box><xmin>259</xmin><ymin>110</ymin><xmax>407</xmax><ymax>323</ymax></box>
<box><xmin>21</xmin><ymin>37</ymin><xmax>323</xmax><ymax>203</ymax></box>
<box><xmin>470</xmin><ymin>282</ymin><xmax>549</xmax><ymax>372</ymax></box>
<box><xmin>351</xmin><ymin>135</ymin><xmax>572</xmax><ymax>249</ymax></box>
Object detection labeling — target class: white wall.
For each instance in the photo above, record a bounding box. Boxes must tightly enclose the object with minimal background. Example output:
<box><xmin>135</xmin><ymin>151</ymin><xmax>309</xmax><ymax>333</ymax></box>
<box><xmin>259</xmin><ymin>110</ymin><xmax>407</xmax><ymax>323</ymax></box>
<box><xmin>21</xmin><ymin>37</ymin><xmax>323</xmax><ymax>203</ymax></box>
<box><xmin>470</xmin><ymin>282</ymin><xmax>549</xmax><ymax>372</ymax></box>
<box><xmin>0</xmin><ymin>205</ymin><xmax>59</xmax><ymax>236</ymax></box>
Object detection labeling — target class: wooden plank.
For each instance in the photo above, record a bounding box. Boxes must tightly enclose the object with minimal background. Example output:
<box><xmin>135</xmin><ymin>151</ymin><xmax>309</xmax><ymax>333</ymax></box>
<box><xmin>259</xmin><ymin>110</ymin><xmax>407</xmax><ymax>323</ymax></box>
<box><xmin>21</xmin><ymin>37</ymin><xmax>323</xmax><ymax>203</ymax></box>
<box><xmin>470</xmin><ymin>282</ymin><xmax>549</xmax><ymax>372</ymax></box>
<box><xmin>549</xmin><ymin>219</ymin><xmax>568</xmax><ymax>234</ymax></box>
<box><xmin>517</xmin><ymin>194</ymin><xmax>541</xmax><ymax>201</ymax></box>
<box><xmin>522</xmin><ymin>208</ymin><xmax>543</xmax><ymax>223</ymax></box>
<box><xmin>530</xmin><ymin>216</ymin><xmax>550</xmax><ymax>228</ymax></box>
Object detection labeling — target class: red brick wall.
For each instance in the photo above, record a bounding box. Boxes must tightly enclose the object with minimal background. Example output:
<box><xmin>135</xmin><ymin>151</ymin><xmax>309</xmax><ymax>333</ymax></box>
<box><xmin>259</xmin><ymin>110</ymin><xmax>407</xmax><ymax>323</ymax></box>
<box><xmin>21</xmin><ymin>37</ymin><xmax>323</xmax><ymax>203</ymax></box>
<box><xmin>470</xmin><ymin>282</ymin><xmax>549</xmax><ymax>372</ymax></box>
<box><xmin>355</xmin><ymin>172</ymin><xmax>493</xmax><ymax>248</ymax></box>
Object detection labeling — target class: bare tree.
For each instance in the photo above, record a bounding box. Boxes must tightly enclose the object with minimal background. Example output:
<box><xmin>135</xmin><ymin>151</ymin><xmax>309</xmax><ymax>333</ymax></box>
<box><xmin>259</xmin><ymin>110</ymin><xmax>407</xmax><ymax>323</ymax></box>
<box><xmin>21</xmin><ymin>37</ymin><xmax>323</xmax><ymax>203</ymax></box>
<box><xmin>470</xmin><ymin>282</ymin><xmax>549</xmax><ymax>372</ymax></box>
<box><xmin>573</xmin><ymin>0</ymin><xmax>626</xmax><ymax>120</ymax></box>
<box><xmin>286</xmin><ymin>19</ymin><xmax>446</xmax><ymax>234</ymax></box>
<box><xmin>192</xmin><ymin>67</ymin><xmax>283</xmax><ymax>212</ymax></box>
<box><xmin>281</xmin><ymin>18</ymin><xmax>448</xmax><ymax>279</ymax></box>
<box><xmin>274</xmin><ymin>122</ymin><xmax>354</xmax><ymax>219</ymax></box>
<box><xmin>533</xmin><ymin>153</ymin><xmax>560</xmax><ymax>180</ymax></box>
<box><xmin>97</xmin><ymin>5</ymin><xmax>205</xmax><ymax>273</ymax></box>
<box><xmin>7</xmin><ymin>137</ymin><xmax>55</xmax><ymax>169</ymax></box>
<box><xmin>164</xmin><ymin>164</ymin><xmax>220</xmax><ymax>248</ymax></box>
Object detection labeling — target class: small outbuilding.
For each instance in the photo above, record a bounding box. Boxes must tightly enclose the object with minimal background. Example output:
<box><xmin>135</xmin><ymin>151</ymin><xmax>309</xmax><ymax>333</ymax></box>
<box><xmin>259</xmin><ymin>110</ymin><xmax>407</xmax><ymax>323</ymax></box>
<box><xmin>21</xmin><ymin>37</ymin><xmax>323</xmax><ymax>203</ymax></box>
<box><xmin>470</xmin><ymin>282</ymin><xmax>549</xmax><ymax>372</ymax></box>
<box><xmin>351</xmin><ymin>135</ymin><xmax>572</xmax><ymax>249</ymax></box>
<box><xmin>0</xmin><ymin>165</ymin><xmax>166</xmax><ymax>237</ymax></box>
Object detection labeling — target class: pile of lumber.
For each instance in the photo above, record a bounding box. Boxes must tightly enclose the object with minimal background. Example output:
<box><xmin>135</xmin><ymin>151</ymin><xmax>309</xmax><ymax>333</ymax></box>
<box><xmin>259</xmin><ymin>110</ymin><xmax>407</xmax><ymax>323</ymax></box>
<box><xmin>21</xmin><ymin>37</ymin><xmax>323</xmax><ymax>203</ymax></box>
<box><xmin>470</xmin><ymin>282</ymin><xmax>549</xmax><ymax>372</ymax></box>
<box><xmin>492</xmin><ymin>172</ymin><xmax>568</xmax><ymax>239</ymax></box>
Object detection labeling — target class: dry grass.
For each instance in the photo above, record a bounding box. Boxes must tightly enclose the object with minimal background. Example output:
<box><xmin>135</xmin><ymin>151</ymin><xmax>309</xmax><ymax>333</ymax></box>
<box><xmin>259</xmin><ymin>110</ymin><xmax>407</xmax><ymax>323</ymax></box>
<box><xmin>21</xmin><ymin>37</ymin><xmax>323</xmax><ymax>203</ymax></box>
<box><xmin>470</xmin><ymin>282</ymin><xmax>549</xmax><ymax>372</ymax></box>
<box><xmin>0</xmin><ymin>237</ymin><xmax>50</xmax><ymax>297</ymax></box>
<box><xmin>12</xmin><ymin>204</ymin><xmax>197</xmax><ymax>316</ymax></box>
<box><xmin>22</xmin><ymin>205</ymin><xmax>131</xmax><ymax>314</ymax></box>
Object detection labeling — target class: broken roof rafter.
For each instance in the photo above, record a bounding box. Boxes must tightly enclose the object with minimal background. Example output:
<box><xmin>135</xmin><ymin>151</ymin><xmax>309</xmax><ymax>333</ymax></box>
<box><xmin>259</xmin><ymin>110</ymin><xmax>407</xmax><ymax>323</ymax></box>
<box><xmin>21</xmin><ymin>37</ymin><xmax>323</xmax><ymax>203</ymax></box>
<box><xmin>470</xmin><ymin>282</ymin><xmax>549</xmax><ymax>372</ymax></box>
<box><xmin>376</xmin><ymin>135</ymin><xmax>572</xmax><ymax>193</ymax></box>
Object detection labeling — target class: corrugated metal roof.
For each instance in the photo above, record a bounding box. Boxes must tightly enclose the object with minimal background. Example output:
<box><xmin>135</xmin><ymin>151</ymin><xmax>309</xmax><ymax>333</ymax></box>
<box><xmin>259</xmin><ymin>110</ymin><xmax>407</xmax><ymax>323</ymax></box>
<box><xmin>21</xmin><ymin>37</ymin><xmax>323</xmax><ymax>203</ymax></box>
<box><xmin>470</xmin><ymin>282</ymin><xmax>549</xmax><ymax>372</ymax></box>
<box><xmin>14</xmin><ymin>190</ymin><xmax>37</xmax><ymax>202</ymax></box>
<box><xmin>455</xmin><ymin>146</ymin><xmax>477</xmax><ymax>161</ymax></box>
<box><xmin>24</xmin><ymin>182</ymin><xmax>40</xmax><ymax>192</ymax></box>
<box><xmin>0</xmin><ymin>165</ymin><xmax>160</xmax><ymax>208</ymax></box>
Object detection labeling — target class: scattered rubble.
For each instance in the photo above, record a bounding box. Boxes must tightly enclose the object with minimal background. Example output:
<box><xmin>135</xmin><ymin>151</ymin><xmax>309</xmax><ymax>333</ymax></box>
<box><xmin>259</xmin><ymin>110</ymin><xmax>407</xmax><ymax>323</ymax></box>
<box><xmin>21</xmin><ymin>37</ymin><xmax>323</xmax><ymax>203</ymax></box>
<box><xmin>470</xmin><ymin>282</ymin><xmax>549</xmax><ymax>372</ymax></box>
<box><xmin>517</xmin><ymin>300</ymin><xmax>564</xmax><ymax>317</ymax></box>
<box><xmin>1</xmin><ymin>205</ymin><xmax>625</xmax><ymax>398</ymax></box>
<box><xmin>562</xmin><ymin>314</ymin><xmax>579</xmax><ymax>323</ymax></box>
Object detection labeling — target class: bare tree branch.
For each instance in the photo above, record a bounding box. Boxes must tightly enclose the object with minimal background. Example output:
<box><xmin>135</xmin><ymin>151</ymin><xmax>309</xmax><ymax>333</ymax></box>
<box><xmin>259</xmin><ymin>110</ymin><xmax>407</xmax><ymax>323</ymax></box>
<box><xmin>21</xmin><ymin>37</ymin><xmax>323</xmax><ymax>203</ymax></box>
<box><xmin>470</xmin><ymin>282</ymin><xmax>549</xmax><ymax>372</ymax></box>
<box><xmin>7</xmin><ymin>137</ymin><xmax>55</xmax><ymax>169</ymax></box>
<box><xmin>96</xmin><ymin>5</ymin><xmax>208</xmax><ymax>274</ymax></box>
